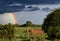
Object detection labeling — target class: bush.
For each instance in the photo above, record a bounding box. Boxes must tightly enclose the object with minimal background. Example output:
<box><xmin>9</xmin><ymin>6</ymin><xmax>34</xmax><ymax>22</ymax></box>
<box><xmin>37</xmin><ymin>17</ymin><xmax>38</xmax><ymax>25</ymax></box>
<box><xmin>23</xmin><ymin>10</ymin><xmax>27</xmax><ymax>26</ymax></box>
<box><xmin>0</xmin><ymin>23</ymin><xmax>15</xmax><ymax>40</ymax></box>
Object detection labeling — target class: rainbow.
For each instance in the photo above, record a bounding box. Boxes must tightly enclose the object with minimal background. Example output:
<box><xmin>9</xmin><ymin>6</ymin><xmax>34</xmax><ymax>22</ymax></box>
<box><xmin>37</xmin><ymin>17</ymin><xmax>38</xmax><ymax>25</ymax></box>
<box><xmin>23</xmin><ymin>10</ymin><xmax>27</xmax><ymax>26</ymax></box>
<box><xmin>9</xmin><ymin>13</ymin><xmax>17</xmax><ymax>24</ymax></box>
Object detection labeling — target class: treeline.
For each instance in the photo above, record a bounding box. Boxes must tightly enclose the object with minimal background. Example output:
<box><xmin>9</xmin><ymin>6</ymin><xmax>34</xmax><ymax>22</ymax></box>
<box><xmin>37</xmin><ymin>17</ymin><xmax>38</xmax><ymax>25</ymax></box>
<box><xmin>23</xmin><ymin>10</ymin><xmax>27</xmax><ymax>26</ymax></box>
<box><xmin>14</xmin><ymin>21</ymin><xmax>41</xmax><ymax>27</ymax></box>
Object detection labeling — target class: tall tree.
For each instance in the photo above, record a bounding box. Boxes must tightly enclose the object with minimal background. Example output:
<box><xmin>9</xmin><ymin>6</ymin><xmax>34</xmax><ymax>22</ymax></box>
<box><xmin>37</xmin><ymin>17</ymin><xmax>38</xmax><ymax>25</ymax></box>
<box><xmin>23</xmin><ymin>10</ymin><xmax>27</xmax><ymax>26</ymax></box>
<box><xmin>42</xmin><ymin>9</ymin><xmax>60</xmax><ymax>39</ymax></box>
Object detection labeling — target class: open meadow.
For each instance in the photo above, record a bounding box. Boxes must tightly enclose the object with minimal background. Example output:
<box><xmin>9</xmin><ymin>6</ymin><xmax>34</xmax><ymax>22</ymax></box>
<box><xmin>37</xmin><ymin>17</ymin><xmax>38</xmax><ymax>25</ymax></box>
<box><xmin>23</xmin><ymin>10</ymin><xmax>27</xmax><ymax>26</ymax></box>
<box><xmin>8</xmin><ymin>27</ymin><xmax>47</xmax><ymax>41</ymax></box>
<box><xmin>14</xmin><ymin>27</ymin><xmax>47</xmax><ymax>41</ymax></box>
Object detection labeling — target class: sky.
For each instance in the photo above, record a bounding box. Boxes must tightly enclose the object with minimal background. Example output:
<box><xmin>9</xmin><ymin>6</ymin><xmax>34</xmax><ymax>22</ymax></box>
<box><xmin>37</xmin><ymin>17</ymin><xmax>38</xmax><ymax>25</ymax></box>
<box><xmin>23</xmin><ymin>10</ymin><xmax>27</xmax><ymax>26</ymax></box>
<box><xmin>0</xmin><ymin>0</ymin><xmax>60</xmax><ymax>5</ymax></box>
<box><xmin>0</xmin><ymin>0</ymin><xmax>60</xmax><ymax>24</ymax></box>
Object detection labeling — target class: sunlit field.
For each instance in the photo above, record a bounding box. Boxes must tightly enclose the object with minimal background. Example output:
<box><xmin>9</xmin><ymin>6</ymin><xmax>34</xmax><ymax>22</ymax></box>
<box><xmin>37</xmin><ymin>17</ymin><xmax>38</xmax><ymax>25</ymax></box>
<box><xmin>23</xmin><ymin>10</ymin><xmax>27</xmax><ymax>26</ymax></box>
<box><xmin>10</xmin><ymin>27</ymin><xmax>47</xmax><ymax>41</ymax></box>
<box><xmin>0</xmin><ymin>27</ymin><xmax>44</xmax><ymax>41</ymax></box>
<box><xmin>14</xmin><ymin>27</ymin><xmax>45</xmax><ymax>41</ymax></box>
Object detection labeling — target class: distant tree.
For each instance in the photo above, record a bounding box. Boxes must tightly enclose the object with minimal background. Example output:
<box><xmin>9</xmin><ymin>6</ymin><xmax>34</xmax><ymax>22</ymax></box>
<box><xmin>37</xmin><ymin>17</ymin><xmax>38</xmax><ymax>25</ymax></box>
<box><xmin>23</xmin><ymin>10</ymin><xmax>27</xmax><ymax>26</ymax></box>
<box><xmin>25</xmin><ymin>21</ymin><xmax>32</xmax><ymax>27</ymax></box>
<box><xmin>13</xmin><ymin>23</ymin><xmax>20</xmax><ymax>27</ymax></box>
<box><xmin>20</xmin><ymin>21</ymin><xmax>41</xmax><ymax>27</ymax></box>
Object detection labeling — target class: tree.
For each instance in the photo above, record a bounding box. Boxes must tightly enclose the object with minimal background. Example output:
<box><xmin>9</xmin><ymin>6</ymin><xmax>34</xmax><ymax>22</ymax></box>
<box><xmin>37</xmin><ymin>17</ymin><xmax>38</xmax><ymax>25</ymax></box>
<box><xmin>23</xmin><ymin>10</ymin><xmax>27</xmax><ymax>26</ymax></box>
<box><xmin>25</xmin><ymin>21</ymin><xmax>32</xmax><ymax>27</ymax></box>
<box><xmin>13</xmin><ymin>23</ymin><xmax>20</xmax><ymax>27</ymax></box>
<box><xmin>42</xmin><ymin>9</ymin><xmax>60</xmax><ymax>39</ymax></box>
<box><xmin>47</xmin><ymin>26</ymin><xmax>60</xmax><ymax>39</ymax></box>
<box><xmin>42</xmin><ymin>9</ymin><xmax>60</xmax><ymax>31</ymax></box>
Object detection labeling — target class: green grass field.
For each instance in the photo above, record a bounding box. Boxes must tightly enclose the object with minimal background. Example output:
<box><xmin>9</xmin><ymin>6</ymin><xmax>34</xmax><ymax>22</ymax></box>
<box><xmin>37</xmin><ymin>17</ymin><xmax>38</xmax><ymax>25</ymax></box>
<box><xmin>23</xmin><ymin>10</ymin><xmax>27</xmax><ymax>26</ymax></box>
<box><xmin>15</xmin><ymin>27</ymin><xmax>41</xmax><ymax>35</ymax></box>
<box><xmin>0</xmin><ymin>27</ymin><xmax>47</xmax><ymax>41</ymax></box>
<box><xmin>14</xmin><ymin>27</ymin><xmax>42</xmax><ymax>41</ymax></box>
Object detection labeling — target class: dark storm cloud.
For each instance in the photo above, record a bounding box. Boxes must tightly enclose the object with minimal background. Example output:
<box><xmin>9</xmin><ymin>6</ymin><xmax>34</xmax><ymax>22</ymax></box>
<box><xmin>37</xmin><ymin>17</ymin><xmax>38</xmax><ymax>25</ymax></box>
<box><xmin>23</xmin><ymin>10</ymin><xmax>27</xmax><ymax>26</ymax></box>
<box><xmin>0</xmin><ymin>0</ymin><xmax>60</xmax><ymax>9</ymax></box>
<box><xmin>0</xmin><ymin>3</ymin><xmax>40</xmax><ymax>14</ymax></box>
<box><xmin>0</xmin><ymin>0</ymin><xmax>60</xmax><ymax>5</ymax></box>
<box><xmin>0</xmin><ymin>0</ymin><xmax>60</xmax><ymax>7</ymax></box>
<box><xmin>0</xmin><ymin>3</ymin><xmax>25</xmax><ymax>14</ymax></box>
<box><xmin>0</xmin><ymin>0</ymin><xmax>60</xmax><ymax>14</ymax></box>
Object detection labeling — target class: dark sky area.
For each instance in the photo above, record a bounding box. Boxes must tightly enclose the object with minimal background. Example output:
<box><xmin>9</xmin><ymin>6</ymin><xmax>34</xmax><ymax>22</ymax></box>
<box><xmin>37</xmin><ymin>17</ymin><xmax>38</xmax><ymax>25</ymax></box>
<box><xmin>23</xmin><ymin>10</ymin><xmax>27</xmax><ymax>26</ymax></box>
<box><xmin>0</xmin><ymin>0</ymin><xmax>60</xmax><ymax>14</ymax></box>
<box><xmin>0</xmin><ymin>0</ymin><xmax>60</xmax><ymax>5</ymax></box>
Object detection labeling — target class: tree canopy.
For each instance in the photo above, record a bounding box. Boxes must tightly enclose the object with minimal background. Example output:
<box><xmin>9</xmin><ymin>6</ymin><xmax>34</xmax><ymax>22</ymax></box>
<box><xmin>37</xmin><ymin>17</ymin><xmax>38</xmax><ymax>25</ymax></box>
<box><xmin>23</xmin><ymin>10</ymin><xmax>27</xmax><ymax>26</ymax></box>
<box><xmin>42</xmin><ymin>9</ymin><xmax>60</xmax><ymax>39</ymax></box>
<box><xmin>42</xmin><ymin>9</ymin><xmax>60</xmax><ymax>31</ymax></box>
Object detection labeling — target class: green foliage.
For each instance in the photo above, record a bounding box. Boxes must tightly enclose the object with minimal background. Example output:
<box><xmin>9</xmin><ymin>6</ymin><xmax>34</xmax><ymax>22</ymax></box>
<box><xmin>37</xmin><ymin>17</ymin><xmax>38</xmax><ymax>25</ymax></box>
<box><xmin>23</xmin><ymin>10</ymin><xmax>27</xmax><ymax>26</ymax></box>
<box><xmin>14</xmin><ymin>27</ymin><xmax>47</xmax><ymax>41</ymax></box>
<box><xmin>13</xmin><ymin>23</ymin><xmax>20</xmax><ymax>27</ymax></box>
<box><xmin>42</xmin><ymin>9</ymin><xmax>60</xmax><ymax>39</ymax></box>
<box><xmin>47</xmin><ymin>26</ymin><xmax>60</xmax><ymax>39</ymax></box>
<box><xmin>25</xmin><ymin>21</ymin><xmax>32</xmax><ymax>27</ymax></box>
<box><xmin>0</xmin><ymin>23</ymin><xmax>15</xmax><ymax>40</ymax></box>
<box><xmin>17</xmin><ymin>30</ymin><xmax>47</xmax><ymax>41</ymax></box>
<box><xmin>32</xmin><ymin>24</ymin><xmax>41</xmax><ymax>27</ymax></box>
<box><xmin>42</xmin><ymin>9</ymin><xmax>60</xmax><ymax>31</ymax></box>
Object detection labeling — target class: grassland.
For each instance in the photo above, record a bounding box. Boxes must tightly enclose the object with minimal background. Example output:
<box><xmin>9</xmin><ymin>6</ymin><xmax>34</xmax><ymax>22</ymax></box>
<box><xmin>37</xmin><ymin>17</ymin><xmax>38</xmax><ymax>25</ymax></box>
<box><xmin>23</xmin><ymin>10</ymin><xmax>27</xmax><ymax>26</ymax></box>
<box><xmin>0</xmin><ymin>27</ymin><xmax>47</xmax><ymax>41</ymax></box>
<box><xmin>15</xmin><ymin>27</ymin><xmax>42</xmax><ymax>35</ymax></box>
<box><xmin>14</xmin><ymin>27</ymin><xmax>42</xmax><ymax>41</ymax></box>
